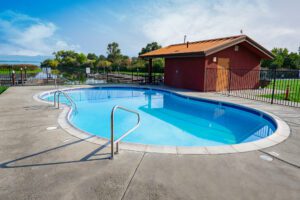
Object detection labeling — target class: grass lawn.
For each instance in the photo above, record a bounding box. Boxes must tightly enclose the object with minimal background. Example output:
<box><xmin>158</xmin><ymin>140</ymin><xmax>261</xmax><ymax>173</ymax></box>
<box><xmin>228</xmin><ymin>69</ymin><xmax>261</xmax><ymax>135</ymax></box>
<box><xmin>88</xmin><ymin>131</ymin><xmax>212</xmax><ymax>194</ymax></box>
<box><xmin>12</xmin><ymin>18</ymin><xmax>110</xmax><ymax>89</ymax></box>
<box><xmin>0</xmin><ymin>69</ymin><xmax>42</xmax><ymax>75</ymax></box>
<box><xmin>262</xmin><ymin>79</ymin><xmax>300</xmax><ymax>102</ymax></box>
<box><xmin>267</xmin><ymin>79</ymin><xmax>300</xmax><ymax>90</ymax></box>
<box><xmin>0</xmin><ymin>86</ymin><xmax>8</xmax><ymax>94</ymax></box>
<box><xmin>118</xmin><ymin>71</ymin><xmax>163</xmax><ymax>76</ymax></box>
<box><xmin>261</xmin><ymin>93</ymin><xmax>300</xmax><ymax>102</ymax></box>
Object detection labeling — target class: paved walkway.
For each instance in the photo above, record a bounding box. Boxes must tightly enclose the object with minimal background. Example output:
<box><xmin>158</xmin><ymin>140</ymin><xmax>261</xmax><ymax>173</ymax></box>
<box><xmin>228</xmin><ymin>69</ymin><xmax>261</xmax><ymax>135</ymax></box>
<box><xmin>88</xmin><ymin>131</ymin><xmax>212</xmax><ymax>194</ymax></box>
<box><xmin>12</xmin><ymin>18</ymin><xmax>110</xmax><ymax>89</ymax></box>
<box><xmin>0</xmin><ymin>86</ymin><xmax>299</xmax><ymax>200</ymax></box>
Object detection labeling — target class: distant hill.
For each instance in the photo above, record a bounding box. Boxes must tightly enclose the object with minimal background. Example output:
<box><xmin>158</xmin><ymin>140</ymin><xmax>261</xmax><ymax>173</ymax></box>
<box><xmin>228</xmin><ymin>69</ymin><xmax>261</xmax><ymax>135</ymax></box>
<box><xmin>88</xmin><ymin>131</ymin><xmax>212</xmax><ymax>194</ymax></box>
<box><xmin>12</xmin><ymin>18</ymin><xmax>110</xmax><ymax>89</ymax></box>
<box><xmin>0</xmin><ymin>55</ymin><xmax>53</xmax><ymax>66</ymax></box>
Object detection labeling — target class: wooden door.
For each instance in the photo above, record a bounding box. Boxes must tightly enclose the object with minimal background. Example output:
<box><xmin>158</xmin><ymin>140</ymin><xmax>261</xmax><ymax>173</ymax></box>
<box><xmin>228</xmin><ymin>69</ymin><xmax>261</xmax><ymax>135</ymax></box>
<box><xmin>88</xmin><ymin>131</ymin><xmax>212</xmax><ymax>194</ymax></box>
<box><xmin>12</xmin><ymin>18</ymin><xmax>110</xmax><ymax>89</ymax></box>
<box><xmin>216</xmin><ymin>58</ymin><xmax>230</xmax><ymax>91</ymax></box>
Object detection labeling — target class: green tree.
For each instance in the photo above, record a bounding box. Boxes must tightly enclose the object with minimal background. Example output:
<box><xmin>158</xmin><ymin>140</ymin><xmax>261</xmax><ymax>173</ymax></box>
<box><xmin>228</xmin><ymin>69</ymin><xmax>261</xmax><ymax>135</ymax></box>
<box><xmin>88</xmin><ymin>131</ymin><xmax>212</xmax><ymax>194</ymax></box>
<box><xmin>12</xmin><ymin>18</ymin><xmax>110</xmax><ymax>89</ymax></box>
<box><xmin>261</xmin><ymin>48</ymin><xmax>300</xmax><ymax>69</ymax></box>
<box><xmin>107</xmin><ymin>42</ymin><xmax>122</xmax><ymax>63</ymax></box>
<box><xmin>131</xmin><ymin>57</ymin><xmax>146</xmax><ymax>70</ymax></box>
<box><xmin>76</xmin><ymin>53</ymin><xmax>87</xmax><ymax>64</ymax></box>
<box><xmin>41</xmin><ymin>59</ymin><xmax>59</xmax><ymax>69</ymax></box>
<box><xmin>87</xmin><ymin>53</ymin><xmax>98</xmax><ymax>61</ymax></box>
<box><xmin>97</xmin><ymin>60</ymin><xmax>112</xmax><ymax>71</ymax></box>
<box><xmin>139</xmin><ymin>42</ymin><xmax>162</xmax><ymax>55</ymax></box>
<box><xmin>153</xmin><ymin>58</ymin><xmax>164</xmax><ymax>72</ymax></box>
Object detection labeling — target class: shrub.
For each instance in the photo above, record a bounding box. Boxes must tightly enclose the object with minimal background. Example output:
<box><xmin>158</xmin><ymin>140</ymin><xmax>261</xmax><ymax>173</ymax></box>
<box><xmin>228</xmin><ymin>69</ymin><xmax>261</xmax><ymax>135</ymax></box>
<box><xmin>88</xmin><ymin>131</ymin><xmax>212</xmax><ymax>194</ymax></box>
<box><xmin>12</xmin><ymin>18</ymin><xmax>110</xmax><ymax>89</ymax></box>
<box><xmin>0</xmin><ymin>64</ymin><xmax>39</xmax><ymax>71</ymax></box>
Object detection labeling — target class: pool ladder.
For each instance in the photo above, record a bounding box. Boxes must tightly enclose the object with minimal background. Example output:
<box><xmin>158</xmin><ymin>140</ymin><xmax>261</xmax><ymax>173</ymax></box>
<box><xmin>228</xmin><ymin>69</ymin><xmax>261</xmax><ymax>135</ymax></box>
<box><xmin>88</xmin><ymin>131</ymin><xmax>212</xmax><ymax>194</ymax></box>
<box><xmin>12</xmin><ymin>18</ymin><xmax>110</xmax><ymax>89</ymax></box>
<box><xmin>110</xmin><ymin>105</ymin><xmax>141</xmax><ymax>159</ymax></box>
<box><xmin>53</xmin><ymin>90</ymin><xmax>78</xmax><ymax>113</ymax></box>
<box><xmin>53</xmin><ymin>90</ymin><xmax>140</xmax><ymax>159</ymax></box>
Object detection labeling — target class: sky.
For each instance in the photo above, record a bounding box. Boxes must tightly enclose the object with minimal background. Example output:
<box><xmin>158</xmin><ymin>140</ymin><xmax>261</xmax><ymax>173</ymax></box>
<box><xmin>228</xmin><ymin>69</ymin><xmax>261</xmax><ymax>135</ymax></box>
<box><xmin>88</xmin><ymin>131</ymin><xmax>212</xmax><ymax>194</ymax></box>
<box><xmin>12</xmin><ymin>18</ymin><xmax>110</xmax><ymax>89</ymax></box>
<box><xmin>0</xmin><ymin>0</ymin><xmax>299</xmax><ymax>57</ymax></box>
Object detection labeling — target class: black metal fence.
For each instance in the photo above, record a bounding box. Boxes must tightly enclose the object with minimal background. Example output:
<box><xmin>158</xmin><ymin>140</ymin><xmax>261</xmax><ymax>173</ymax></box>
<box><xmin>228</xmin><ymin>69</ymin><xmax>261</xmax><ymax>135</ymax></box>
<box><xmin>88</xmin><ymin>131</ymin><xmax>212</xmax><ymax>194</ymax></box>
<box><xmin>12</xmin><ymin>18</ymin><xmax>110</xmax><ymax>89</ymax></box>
<box><xmin>205</xmin><ymin>68</ymin><xmax>300</xmax><ymax>107</ymax></box>
<box><xmin>1</xmin><ymin>66</ymin><xmax>299</xmax><ymax>108</ymax></box>
<box><xmin>0</xmin><ymin>68</ymin><xmax>164</xmax><ymax>86</ymax></box>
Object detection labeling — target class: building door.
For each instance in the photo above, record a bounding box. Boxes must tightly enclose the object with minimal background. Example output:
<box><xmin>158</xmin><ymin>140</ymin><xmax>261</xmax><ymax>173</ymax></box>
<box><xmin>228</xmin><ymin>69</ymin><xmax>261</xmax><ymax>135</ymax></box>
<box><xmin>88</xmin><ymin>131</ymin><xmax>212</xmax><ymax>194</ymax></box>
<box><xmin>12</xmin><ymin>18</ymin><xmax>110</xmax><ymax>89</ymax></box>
<box><xmin>216</xmin><ymin>58</ymin><xmax>230</xmax><ymax>91</ymax></box>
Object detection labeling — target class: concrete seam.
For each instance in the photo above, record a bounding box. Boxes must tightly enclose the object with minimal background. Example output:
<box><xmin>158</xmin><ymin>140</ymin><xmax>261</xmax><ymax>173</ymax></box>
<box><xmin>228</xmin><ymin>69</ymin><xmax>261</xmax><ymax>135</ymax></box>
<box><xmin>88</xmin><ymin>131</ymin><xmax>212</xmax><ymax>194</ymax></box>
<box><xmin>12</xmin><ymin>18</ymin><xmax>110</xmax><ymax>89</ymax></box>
<box><xmin>120</xmin><ymin>152</ymin><xmax>146</xmax><ymax>200</ymax></box>
<box><xmin>259</xmin><ymin>150</ymin><xmax>300</xmax><ymax>169</ymax></box>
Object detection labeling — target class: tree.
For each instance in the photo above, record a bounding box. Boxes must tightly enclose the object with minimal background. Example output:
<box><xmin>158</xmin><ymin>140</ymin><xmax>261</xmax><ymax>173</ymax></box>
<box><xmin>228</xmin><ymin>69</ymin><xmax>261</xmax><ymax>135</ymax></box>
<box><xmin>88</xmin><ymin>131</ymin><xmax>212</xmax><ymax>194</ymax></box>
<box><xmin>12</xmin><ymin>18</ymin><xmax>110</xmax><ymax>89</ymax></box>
<box><xmin>87</xmin><ymin>53</ymin><xmax>98</xmax><ymax>61</ymax></box>
<box><xmin>153</xmin><ymin>58</ymin><xmax>164</xmax><ymax>72</ymax></box>
<box><xmin>97</xmin><ymin>60</ymin><xmax>112</xmax><ymax>71</ymax></box>
<box><xmin>76</xmin><ymin>53</ymin><xmax>87</xmax><ymax>64</ymax></box>
<box><xmin>261</xmin><ymin>48</ymin><xmax>300</xmax><ymax>69</ymax></box>
<box><xmin>139</xmin><ymin>42</ymin><xmax>162</xmax><ymax>55</ymax></box>
<box><xmin>98</xmin><ymin>55</ymin><xmax>106</xmax><ymax>61</ymax></box>
<box><xmin>107</xmin><ymin>42</ymin><xmax>122</xmax><ymax>63</ymax></box>
<box><xmin>41</xmin><ymin>59</ymin><xmax>59</xmax><ymax>69</ymax></box>
<box><xmin>131</xmin><ymin>57</ymin><xmax>146</xmax><ymax>69</ymax></box>
<box><xmin>53</xmin><ymin>50</ymin><xmax>77</xmax><ymax>62</ymax></box>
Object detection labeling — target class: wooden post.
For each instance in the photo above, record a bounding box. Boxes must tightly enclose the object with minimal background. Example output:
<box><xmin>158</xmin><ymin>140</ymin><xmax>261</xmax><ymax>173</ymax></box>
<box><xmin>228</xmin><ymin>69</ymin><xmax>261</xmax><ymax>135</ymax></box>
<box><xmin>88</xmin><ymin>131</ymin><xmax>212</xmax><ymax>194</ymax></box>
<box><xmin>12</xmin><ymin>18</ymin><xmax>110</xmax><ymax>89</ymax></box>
<box><xmin>148</xmin><ymin>58</ymin><xmax>152</xmax><ymax>84</ymax></box>
<box><xmin>12</xmin><ymin>70</ymin><xmax>15</xmax><ymax>85</ymax></box>
<box><xmin>24</xmin><ymin>67</ymin><xmax>27</xmax><ymax>80</ymax></box>
<box><xmin>20</xmin><ymin>68</ymin><xmax>23</xmax><ymax>86</ymax></box>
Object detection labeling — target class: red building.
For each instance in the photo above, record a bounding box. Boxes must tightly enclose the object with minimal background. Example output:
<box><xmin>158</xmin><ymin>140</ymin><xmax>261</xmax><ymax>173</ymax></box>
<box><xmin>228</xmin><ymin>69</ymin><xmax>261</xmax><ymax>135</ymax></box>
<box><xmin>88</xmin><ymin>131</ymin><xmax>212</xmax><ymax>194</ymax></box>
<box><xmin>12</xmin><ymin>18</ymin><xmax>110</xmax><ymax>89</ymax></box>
<box><xmin>140</xmin><ymin>35</ymin><xmax>274</xmax><ymax>92</ymax></box>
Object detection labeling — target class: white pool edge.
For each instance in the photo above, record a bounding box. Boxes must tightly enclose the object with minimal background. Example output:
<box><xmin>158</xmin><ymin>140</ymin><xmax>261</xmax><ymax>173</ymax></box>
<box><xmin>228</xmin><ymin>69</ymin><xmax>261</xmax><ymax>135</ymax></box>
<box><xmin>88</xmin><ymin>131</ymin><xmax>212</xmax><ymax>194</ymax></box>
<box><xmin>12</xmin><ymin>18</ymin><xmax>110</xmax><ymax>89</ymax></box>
<box><xmin>33</xmin><ymin>85</ymin><xmax>291</xmax><ymax>155</ymax></box>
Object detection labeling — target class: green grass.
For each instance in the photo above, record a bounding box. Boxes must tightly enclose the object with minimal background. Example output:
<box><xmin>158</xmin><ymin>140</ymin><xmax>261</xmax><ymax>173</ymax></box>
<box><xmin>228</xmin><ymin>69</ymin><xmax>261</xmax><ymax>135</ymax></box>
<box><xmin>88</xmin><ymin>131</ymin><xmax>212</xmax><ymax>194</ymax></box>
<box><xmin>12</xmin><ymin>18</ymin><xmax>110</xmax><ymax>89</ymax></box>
<box><xmin>0</xmin><ymin>69</ymin><xmax>42</xmax><ymax>75</ymax></box>
<box><xmin>118</xmin><ymin>71</ymin><xmax>163</xmax><ymax>76</ymax></box>
<box><xmin>262</xmin><ymin>79</ymin><xmax>300</xmax><ymax>102</ymax></box>
<box><xmin>261</xmin><ymin>93</ymin><xmax>300</xmax><ymax>102</ymax></box>
<box><xmin>0</xmin><ymin>86</ymin><xmax>8</xmax><ymax>94</ymax></box>
<box><xmin>267</xmin><ymin>79</ymin><xmax>300</xmax><ymax>90</ymax></box>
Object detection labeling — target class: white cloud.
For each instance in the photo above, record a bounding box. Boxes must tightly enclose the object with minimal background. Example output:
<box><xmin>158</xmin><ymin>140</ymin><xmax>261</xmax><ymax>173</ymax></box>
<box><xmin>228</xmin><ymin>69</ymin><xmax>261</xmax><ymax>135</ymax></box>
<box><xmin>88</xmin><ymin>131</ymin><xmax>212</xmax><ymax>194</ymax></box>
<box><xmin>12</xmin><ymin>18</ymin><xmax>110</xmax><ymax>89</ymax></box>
<box><xmin>0</xmin><ymin>10</ymin><xmax>79</xmax><ymax>56</ymax></box>
<box><xmin>141</xmin><ymin>0</ymin><xmax>300</xmax><ymax>52</ymax></box>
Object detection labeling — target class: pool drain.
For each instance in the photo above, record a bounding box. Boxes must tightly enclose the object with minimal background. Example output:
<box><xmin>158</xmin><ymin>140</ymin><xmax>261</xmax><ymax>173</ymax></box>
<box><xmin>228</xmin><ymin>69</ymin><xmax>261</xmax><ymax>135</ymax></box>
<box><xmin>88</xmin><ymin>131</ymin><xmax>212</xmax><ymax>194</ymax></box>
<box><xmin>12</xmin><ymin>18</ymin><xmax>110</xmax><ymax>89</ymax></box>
<box><xmin>46</xmin><ymin>126</ymin><xmax>58</xmax><ymax>131</ymax></box>
<box><xmin>268</xmin><ymin>151</ymin><xmax>279</xmax><ymax>157</ymax></box>
<box><xmin>260</xmin><ymin>154</ymin><xmax>273</xmax><ymax>162</ymax></box>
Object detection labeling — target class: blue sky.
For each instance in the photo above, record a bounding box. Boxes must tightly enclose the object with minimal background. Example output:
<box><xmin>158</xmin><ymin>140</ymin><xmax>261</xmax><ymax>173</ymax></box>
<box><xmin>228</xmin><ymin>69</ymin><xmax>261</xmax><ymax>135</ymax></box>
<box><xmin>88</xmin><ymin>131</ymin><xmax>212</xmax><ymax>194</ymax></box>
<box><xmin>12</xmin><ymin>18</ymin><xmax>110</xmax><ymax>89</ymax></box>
<box><xmin>0</xmin><ymin>0</ymin><xmax>299</xmax><ymax>57</ymax></box>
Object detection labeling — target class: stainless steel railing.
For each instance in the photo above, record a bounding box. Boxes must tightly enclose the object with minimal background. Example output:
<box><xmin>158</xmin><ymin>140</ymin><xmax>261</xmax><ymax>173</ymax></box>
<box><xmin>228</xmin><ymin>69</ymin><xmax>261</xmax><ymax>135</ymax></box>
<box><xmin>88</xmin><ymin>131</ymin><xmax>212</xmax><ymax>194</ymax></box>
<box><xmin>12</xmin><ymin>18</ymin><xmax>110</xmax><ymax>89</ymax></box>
<box><xmin>54</xmin><ymin>90</ymin><xmax>78</xmax><ymax>112</ymax></box>
<box><xmin>110</xmin><ymin>105</ymin><xmax>141</xmax><ymax>159</ymax></box>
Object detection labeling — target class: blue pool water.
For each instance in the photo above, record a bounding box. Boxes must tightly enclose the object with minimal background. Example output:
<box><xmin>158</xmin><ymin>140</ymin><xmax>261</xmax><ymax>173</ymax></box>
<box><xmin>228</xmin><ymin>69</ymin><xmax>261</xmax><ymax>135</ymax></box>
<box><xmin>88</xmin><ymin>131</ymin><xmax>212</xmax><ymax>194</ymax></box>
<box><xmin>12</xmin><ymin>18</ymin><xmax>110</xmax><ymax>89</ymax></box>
<box><xmin>42</xmin><ymin>87</ymin><xmax>276</xmax><ymax>146</ymax></box>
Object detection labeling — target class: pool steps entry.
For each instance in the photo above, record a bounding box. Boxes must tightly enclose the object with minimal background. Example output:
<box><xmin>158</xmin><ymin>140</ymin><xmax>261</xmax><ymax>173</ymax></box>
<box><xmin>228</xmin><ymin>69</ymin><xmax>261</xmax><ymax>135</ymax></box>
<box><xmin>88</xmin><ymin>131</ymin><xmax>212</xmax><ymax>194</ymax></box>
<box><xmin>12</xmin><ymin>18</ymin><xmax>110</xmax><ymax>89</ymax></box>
<box><xmin>54</xmin><ymin>90</ymin><xmax>78</xmax><ymax>113</ymax></box>
<box><xmin>53</xmin><ymin>90</ymin><xmax>141</xmax><ymax>159</ymax></box>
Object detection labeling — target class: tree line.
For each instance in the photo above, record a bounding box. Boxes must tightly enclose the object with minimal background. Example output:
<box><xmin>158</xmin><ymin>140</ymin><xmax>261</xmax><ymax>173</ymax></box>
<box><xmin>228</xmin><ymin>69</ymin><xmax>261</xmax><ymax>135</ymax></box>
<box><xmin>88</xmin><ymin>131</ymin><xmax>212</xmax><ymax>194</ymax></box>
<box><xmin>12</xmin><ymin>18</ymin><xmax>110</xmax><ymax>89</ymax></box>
<box><xmin>262</xmin><ymin>47</ymin><xmax>300</xmax><ymax>69</ymax></box>
<box><xmin>41</xmin><ymin>43</ymin><xmax>300</xmax><ymax>80</ymax></box>
<box><xmin>41</xmin><ymin>42</ymin><xmax>163</xmax><ymax>80</ymax></box>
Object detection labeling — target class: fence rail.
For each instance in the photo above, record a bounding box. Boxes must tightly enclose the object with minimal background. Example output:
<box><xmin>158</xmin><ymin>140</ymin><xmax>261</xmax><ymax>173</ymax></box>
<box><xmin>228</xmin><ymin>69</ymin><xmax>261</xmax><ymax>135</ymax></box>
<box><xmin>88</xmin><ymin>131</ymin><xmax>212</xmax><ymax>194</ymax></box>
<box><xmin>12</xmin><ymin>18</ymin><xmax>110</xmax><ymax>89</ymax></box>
<box><xmin>0</xmin><ymin>69</ymin><xmax>164</xmax><ymax>86</ymax></box>
<box><xmin>2</xmin><ymin>66</ymin><xmax>299</xmax><ymax>108</ymax></box>
<box><xmin>205</xmin><ymin>68</ymin><xmax>300</xmax><ymax>107</ymax></box>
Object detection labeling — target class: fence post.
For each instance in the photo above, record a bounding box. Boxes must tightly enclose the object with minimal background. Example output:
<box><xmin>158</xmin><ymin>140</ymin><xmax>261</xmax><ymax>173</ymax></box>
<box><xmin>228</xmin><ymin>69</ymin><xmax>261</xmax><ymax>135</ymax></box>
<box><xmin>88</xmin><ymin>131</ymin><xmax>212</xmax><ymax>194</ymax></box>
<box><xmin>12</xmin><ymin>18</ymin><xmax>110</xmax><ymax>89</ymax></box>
<box><xmin>12</xmin><ymin>70</ymin><xmax>15</xmax><ymax>85</ymax></box>
<box><xmin>21</xmin><ymin>68</ymin><xmax>24</xmax><ymax>86</ymax></box>
<box><xmin>228</xmin><ymin>67</ymin><xmax>232</xmax><ymax>95</ymax></box>
<box><xmin>131</xmin><ymin>69</ymin><xmax>133</xmax><ymax>83</ymax></box>
<box><xmin>270</xmin><ymin>68</ymin><xmax>276</xmax><ymax>104</ymax></box>
<box><xmin>106</xmin><ymin>70</ymin><xmax>108</xmax><ymax>83</ymax></box>
<box><xmin>24</xmin><ymin>67</ymin><xmax>27</xmax><ymax>80</ymax></box>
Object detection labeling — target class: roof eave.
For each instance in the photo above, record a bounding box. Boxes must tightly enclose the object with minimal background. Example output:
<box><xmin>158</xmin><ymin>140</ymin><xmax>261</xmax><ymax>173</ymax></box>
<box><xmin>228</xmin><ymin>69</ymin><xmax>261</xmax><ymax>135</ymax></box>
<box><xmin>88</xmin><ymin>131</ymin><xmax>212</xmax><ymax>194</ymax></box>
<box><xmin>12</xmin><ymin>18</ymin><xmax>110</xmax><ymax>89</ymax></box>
<box><xmin>204</xmin><ymin>36</ymin><xmax>274</xmax><ymax>59</ymax></box>
<box><xmin>139</xmin><ymin>52</ymin><xmax>205</xmax><ymax>59</ymax></box>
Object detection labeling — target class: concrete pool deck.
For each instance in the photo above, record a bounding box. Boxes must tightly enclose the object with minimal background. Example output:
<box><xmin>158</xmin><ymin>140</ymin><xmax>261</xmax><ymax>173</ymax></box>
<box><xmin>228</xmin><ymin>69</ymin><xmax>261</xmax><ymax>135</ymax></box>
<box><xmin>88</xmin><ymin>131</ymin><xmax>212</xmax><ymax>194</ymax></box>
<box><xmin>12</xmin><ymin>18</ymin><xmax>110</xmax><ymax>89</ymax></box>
<box><xmin>0</xmin><ymin>85</ymin><xmax>299</xmax><ymax>200</ymax></box>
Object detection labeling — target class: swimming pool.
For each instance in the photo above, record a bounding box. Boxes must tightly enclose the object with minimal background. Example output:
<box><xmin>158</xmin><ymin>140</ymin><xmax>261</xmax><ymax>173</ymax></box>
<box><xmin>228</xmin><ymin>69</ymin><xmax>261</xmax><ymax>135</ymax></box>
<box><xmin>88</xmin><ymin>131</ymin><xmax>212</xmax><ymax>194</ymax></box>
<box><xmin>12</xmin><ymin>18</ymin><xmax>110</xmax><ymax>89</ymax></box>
<box><xmin>41</xmin><ymin>87</ymin><xmax>278</xmax><ymax>147</ymax></box>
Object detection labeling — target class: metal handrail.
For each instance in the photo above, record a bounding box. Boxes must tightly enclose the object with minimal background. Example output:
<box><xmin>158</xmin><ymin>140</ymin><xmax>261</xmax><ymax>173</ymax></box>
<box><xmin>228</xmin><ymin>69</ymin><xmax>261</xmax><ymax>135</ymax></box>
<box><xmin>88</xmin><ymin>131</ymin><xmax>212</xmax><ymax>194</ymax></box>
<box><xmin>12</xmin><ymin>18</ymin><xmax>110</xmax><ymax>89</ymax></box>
<box><xmin>110</xmin><ymin>105</ymin><xmax>141</xmax><ymax>159</ymax></box>
<box><xmin>54</xmin><ymin>90</ymin><xmax>78</xmax><ymax>112</ymax></box>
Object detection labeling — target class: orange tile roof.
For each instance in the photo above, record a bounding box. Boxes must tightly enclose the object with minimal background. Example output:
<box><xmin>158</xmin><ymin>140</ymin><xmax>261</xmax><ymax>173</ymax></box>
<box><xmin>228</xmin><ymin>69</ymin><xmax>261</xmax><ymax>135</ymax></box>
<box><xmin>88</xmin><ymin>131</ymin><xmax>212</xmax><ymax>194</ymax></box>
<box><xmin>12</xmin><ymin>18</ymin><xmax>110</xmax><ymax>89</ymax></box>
<box><xmin>139</xmin><ymin>35</ymin><xmax>273</xmax><ymax>59</ymax></box>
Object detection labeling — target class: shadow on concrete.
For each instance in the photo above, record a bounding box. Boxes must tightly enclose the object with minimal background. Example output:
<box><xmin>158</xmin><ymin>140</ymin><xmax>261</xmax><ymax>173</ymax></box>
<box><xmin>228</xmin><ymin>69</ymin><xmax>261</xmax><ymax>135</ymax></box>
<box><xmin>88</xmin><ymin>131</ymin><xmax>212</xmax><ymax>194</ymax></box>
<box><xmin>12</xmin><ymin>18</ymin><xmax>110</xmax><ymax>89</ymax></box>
<box><xmin>0</xmin><ymin>136</ymin><xmax>111</xmax><ymax>168</ymax></box>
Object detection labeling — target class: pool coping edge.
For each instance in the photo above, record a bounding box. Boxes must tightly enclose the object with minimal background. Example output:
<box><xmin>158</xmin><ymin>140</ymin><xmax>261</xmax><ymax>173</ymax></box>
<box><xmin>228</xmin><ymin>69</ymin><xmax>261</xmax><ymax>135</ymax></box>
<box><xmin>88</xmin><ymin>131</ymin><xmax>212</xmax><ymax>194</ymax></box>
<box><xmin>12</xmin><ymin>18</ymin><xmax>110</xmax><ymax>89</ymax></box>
<box><xmin>33</xmin><ymin>85</ymin><xmax>291</xmax><ymax>155</ymax></box>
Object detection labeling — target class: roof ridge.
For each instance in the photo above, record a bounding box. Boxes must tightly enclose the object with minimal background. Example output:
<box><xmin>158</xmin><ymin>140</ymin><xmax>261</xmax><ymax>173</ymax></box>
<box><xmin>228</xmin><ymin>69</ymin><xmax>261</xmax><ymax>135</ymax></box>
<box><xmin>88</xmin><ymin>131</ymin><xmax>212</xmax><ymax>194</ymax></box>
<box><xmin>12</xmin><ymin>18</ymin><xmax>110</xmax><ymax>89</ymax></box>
<box><xmin>168</xmin><ymin>34</ymin><xmax>246</xmax><ymax>47</ymax></box>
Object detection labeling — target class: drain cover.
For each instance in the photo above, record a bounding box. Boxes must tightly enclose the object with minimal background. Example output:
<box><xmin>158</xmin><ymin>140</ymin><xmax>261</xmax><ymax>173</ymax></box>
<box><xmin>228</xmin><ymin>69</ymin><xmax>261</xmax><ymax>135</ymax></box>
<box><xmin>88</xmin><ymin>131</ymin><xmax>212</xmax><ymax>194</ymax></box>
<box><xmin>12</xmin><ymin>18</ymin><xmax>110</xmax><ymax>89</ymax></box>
<box><xmin>268</xmin><ymin>151</ymin><xmax>279</xmax><ymax>157</ymax></box>
<box><xmin>46</xmin><ymin>126</ymin><xmax>58</xmax><ymax>131</ymax></box>
<box><xmin>260</xmin><ymin>154</ymin><xmax>273</xmax><ymax>162</ymax></box>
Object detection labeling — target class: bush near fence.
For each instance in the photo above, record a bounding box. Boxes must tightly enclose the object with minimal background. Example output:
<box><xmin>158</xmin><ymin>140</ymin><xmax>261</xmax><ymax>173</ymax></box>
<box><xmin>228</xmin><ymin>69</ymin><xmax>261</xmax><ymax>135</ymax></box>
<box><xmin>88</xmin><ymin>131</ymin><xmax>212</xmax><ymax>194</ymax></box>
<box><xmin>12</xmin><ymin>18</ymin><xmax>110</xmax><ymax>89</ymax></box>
<box><xmin>0</xmin><ymin>64</ymin><xmax>39</xmax><ymax>71</ymax></box>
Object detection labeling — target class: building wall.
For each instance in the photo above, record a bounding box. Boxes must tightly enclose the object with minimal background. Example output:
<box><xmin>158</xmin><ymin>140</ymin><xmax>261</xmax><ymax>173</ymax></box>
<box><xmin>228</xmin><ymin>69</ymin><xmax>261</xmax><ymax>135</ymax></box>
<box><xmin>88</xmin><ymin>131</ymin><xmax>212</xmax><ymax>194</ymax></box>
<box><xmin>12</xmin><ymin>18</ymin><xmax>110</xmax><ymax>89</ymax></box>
<box><xmin>204</xmin><ymin>43</ymin><xmax>261</xmax><ymax>91</ymax></box>
<box><xmin>164</xmin><ymin>57</ymin><xmax>205</xmax><ymax>91</ymax></box>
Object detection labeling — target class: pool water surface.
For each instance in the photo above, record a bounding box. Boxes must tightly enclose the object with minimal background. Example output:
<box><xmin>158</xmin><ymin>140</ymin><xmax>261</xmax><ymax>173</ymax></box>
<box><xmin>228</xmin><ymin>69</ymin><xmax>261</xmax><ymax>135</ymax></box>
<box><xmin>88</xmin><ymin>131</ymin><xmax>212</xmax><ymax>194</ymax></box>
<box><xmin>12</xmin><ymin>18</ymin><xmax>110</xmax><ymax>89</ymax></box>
<box><xmin>42</xmin><ymin>87</ymin><xmax>276</xmax><ymax>147</ymax></box>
